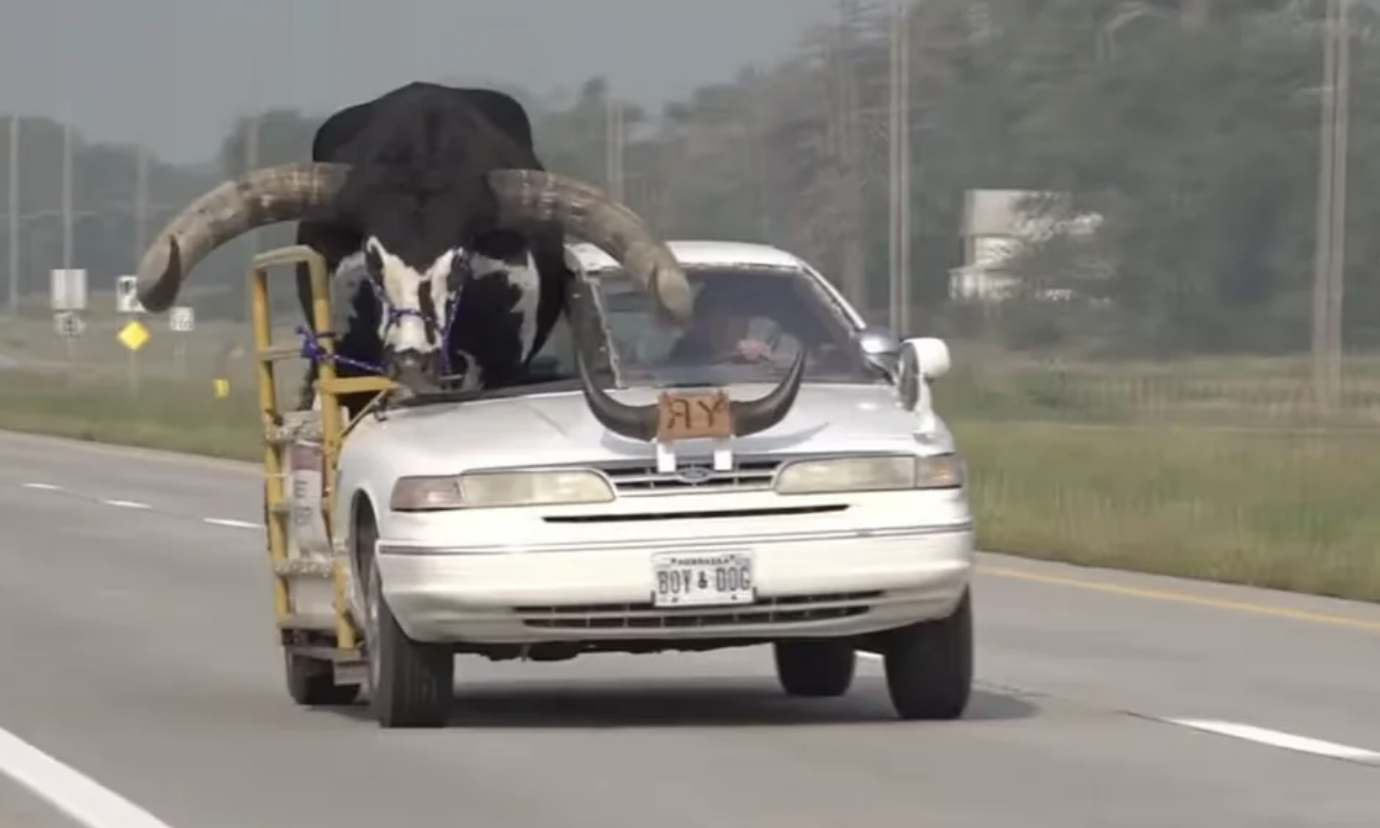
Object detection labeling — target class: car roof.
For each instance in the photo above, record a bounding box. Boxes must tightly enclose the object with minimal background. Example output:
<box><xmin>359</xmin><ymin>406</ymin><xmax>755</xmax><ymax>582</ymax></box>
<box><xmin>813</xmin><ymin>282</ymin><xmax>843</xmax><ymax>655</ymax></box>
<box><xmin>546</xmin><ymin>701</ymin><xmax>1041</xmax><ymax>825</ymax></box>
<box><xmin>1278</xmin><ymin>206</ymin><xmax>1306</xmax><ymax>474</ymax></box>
<box><xmin>568</xmin><ymin>240</ymin><xmax>810</xmax><ymax>274</ymax></box>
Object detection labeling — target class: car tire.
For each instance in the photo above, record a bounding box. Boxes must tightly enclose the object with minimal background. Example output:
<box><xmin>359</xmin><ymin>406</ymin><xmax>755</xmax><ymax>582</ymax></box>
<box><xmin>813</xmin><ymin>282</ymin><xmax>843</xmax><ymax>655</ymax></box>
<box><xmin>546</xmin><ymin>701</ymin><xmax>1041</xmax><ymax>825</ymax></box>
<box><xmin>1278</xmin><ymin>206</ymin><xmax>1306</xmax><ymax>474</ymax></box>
<box><xmin>881</xmin><ymin>589</ymin><xmax>973</xmax><ymax>721</ymax></box>
<box><xmin>284</xmin><ymin>650</ymin><xmax>361</xmax><ymax>706</ymax></box>
<box><xmin>773</xmin><ymin>640</ymin><xmax>856</xmax><ymax>697</ymax></box>
<box><xmin>361</xmin><ymin>534</ymin><xmax>453</xmax><ymax>729</ymax></box>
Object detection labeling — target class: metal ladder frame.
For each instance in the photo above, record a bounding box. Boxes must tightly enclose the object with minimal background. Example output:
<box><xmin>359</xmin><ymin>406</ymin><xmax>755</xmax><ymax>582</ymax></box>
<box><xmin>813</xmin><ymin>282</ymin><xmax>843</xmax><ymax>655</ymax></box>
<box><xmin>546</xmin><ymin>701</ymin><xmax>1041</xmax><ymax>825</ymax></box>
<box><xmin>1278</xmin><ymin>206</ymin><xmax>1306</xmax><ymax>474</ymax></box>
<box><xmin>247</xmin><ymin>245</ymin><xmax>395</xmax><ymax>661</ymax></box>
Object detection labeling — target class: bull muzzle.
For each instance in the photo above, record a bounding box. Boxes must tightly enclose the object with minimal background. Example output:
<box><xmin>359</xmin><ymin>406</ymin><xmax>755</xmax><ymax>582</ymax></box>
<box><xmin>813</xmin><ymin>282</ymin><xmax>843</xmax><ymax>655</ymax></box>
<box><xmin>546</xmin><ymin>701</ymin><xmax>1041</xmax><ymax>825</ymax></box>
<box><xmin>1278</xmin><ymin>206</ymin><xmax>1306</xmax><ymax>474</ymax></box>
<box><xmin>386</xmin><ymin>349</ymin><xmax>443</xmax><ymax>393</ymax></box>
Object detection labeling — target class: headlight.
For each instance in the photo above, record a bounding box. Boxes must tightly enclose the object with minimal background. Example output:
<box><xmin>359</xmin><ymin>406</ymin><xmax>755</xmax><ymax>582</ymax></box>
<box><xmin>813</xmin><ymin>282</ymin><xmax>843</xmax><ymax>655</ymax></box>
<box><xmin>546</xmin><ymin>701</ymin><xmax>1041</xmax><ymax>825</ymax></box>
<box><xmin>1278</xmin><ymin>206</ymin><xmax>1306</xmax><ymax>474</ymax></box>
<box><xmin>389</xmin><ymin>469</ymin><xmax>615</xmax><ymax>511</ymax></box>
<box><xmin>773</xmin><ymin>454</ymin><xmax>963</xmax><ymax>495</ymax></box>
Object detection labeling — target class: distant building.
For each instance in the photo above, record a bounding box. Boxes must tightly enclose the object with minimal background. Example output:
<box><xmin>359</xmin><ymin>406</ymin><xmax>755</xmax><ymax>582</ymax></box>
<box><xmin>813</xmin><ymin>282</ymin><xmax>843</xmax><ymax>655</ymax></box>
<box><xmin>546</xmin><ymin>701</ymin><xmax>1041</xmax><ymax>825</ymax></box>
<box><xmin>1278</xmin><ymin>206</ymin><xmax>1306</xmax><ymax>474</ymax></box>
<box><xmin>950</xmin><ymin>189</ymin><xmax>1101</xmax><ymax>304</ymax></box>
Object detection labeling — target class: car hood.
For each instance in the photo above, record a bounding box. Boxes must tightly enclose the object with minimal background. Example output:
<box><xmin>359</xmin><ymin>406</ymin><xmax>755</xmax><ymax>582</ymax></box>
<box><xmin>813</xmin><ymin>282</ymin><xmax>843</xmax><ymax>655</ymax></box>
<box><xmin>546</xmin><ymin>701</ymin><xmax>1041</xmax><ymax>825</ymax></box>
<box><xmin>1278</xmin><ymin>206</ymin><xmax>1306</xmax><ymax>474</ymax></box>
<box><xmin>351</xmin><ymin>383</ymin><xmax>953</xmax><ymax>474</ymax></box>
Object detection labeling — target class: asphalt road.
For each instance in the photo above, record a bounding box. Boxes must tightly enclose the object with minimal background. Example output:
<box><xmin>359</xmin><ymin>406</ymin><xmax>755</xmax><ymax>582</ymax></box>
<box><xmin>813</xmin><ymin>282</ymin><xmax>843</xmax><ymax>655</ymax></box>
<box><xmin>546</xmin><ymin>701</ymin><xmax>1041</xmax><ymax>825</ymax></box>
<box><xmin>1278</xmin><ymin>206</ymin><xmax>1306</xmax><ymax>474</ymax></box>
<box><xmin>0</xmin><ymin>429</ymin><xmax>1378</xmax><ymax>828</ymax></box>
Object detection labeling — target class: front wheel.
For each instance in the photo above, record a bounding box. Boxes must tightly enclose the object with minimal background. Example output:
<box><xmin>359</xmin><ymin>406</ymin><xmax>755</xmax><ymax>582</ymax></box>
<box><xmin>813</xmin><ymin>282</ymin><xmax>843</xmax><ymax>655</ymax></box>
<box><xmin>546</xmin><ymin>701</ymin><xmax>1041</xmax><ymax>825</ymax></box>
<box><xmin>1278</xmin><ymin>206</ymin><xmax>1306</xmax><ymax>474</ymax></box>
<box><xmin>361</xmin><ymin>535</ymin><xmax>454</xmax><ymax>728</ymax></box>
<box><xmin>773</xmin><ymin>640</ymin><xmax>856</xmax><ymax>697</ymax></box>
<box><xmin>881</xmin><ymin>589</ymin><xmax>973</xmax><ymax>721</ymax></box>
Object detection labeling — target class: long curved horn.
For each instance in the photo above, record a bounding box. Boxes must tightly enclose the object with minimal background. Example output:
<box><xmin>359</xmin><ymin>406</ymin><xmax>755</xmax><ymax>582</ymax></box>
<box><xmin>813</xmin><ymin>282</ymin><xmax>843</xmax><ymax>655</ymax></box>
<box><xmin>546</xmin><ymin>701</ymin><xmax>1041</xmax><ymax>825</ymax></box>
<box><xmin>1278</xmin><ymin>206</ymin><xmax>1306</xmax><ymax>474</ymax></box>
<box><xmin>723</xmin><ymin>350</ymin><xmax>809</xmax><ymax>436</ymax></box>
<box><xmin>135</xmin><ymin>163</ymin><xmax>351</xmax><ymax>312</ymax></box>
<box><xmin>575</xmin><ymin>346</ymin><xmax>809</xmax><ymax>442</ymax></box>
<box><xmin>485</xmin><ymin>170</ymin><xmax>693</xmax><ymax>326</ymax></box>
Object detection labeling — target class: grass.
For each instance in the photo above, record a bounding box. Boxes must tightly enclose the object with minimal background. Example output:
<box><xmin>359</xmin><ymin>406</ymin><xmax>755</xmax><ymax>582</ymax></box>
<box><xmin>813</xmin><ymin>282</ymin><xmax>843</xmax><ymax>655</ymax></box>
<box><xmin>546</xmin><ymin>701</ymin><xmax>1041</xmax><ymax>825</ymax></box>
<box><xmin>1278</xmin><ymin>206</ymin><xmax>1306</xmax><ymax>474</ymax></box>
<box><xmin>3</xmin><ymin>363</ymin><xmax>1380</xmax><ymax>602</ymax></box>
<box><xmin>0</xmin><ymin>370</ymin><xmax>259</xmax><ymax>459</ymax></box>
<box><xmin>957</xmin><ymin>420</ymin><xmax>1380</xmax><ymax>600</ymax></box>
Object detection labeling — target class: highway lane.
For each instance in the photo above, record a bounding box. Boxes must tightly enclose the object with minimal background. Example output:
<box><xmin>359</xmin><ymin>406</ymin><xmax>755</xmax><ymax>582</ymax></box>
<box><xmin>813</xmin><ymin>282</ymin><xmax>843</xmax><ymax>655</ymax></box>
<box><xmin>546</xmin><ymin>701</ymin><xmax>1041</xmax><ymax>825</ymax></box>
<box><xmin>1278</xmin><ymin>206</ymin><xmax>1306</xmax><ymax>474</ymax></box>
<box><xmin>0</xmin><ymin>429</ymin><xmax>1378</xmax><ymax>827</ymax></box>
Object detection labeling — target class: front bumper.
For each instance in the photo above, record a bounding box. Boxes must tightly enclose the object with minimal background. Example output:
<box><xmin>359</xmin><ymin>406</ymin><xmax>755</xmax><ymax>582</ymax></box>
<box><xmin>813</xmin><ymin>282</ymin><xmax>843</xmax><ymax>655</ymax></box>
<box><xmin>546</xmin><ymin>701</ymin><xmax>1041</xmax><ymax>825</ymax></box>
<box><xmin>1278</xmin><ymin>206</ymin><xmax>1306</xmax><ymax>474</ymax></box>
<box><xmin>375</xmin><ymin>523</ymin><xmax>974</xmax><ymax>645</ymax></box>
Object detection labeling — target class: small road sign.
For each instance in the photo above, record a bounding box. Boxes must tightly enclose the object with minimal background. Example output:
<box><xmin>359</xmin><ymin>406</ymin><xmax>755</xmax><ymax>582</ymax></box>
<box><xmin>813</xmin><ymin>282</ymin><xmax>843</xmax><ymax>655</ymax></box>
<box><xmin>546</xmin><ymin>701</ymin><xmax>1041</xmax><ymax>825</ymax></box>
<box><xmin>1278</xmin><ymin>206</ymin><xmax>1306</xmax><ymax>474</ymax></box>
<box><xmin>213</xmin><ymin>378</ymin><xmax>231</xmax><ymax>398</ymax></box>
<box><xmin>115</xmin><ymin>276</ymin><xmax>145</xmax><ymax>314</ymax></box>
<box><xmin>53</xmin><ymin>311</ymin><xmax>85</xmax><ymax>338</ymax></box>
<box><xmin>169</xmin><ymin>306</ymin><xmax>195</xmax><ymax>332</ymax></box>
<box><xmin>117</xmin><ymin>320</ymin><xmax>150</xmax><ymax>352</ymax></box>
<box><xmin>50</xmin><ymin>269</ymin><xmax>88</xmax><ymax>312</ymax></box>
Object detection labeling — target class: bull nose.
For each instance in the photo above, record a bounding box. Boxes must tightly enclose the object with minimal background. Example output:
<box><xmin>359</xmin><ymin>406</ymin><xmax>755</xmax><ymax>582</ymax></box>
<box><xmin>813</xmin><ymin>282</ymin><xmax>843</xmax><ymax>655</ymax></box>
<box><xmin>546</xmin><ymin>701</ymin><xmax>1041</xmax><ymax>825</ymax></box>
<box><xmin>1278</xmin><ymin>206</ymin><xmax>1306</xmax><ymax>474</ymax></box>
<box><xmin>393</xmin><ymin>351</ymin><xmax>431</xmax><ymax>370</ymax></box>
<box><xmin>388</xmin><ymin>350</ymin><xmax>441</xmax><ymax>390</ymax></box>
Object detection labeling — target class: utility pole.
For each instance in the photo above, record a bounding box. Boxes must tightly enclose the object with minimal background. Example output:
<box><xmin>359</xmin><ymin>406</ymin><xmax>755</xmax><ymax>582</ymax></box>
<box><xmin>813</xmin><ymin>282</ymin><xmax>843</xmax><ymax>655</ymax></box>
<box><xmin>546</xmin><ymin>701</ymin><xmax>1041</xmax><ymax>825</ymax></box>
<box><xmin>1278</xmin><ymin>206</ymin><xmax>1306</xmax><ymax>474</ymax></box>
<box><xmin>832</xmin><ymin>0</ymin><xmax>866</xmax><ymax>313</ymax></box>
<box><xmin>1312</xmin><ymin>0</ymin><xmax>1350</xmax><ymax>414</ymax></box>
<box><xmin>605</xmin><ymin>95</ymin><xmax>625</xmax><ymax>203</ymax></box>
<box><xmin>1327</xmin><ymin>0</ymin><xmax>1351</xmax><ymax>411</ymax></box>
<box><xmin>888</xmin><ymin>0</ymin><xmax>912</xmax><ymax>336</ymax></box>
<box><xmin>61</xmin><ymin>116</ymin><xmax>72</xmax><ymax>272</ymax></box>
<box><xmin>6</xmin><ymin>116</ymin><xmax>18</xmax><ymax>315</ymax></box>
<box><xmin>134</xmin><ymin>143</ymin><xmax>148</xmax><ymax>262</ymax></box>
<box><xmin>245</xmin><ymin>114</ymin><xmax>261</xmax><ymax>256</ymax></box>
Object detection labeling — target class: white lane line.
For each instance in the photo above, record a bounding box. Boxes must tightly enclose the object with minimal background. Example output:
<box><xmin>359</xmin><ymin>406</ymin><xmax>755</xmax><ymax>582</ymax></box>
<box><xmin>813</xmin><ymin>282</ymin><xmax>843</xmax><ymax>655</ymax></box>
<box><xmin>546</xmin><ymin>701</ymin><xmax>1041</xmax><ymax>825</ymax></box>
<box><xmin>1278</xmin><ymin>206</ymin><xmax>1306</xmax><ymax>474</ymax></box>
<box><xmin>98</xmin><ymin>500</ymin><xmax>151</xmax><ymax>510</ymax></box>
<box><xmin>202</xmin><ymin>517</ymin><xmax>261</xmax><ymax>530</ymax></box>
<box><xmin>18</xmin><ymin>482</ymin><xmax>261</xmax><ymax>531</ymax></box>
<box><xmin>0</xmin><ymin>726</ymin><xmax>176</xmax><ymax>828</ymax></box>
<box><xmin>1167</xmin><ymin>719</ymin><xmax>1380</xmax><ymax>764</ymax></box>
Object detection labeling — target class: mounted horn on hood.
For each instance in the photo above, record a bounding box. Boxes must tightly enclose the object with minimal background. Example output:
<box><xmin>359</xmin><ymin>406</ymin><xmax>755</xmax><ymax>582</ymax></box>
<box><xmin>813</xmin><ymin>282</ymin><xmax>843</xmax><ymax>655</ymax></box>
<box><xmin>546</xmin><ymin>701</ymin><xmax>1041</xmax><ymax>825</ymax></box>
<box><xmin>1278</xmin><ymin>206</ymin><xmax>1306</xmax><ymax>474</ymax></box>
<box><xmin>573</xmin><ymin>345</ymin><xmax>809</xmax><ymax>443</ymax></box>
<box><xmin>133</xmin><ymin>162</ymin><xmax>694</xmax><ymax>325</ymax></box>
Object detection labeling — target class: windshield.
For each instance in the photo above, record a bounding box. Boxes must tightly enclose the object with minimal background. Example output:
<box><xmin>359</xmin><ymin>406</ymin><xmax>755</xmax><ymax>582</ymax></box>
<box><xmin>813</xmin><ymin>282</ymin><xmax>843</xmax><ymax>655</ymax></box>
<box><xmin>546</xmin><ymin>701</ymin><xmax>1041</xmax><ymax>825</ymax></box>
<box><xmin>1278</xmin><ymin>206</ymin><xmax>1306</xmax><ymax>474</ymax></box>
<box><xmin>593</xmin><ymin>265</ymin><xmax>880</xmax><ymax>388</ymax></box>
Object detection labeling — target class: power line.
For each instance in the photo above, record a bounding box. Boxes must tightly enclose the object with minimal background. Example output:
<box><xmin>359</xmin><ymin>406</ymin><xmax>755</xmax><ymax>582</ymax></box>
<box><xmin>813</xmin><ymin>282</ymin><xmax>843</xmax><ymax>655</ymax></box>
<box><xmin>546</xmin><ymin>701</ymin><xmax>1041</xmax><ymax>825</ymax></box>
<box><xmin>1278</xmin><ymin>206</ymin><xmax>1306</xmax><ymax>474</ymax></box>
<box><xmin>888</xmin><ymin>0</ymin><xmax>911</xmax><ymax>336</ymax></box>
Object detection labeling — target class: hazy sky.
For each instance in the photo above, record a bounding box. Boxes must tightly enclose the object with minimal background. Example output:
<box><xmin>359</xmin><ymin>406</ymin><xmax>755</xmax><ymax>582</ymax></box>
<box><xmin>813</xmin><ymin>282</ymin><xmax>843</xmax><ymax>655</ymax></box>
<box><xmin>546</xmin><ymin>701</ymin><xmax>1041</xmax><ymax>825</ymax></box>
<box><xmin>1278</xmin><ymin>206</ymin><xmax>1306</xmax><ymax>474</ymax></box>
<box><xmin>2</xmin><ymin>0</ymin><xmax>840</xmax><ymax>164</ymax></box>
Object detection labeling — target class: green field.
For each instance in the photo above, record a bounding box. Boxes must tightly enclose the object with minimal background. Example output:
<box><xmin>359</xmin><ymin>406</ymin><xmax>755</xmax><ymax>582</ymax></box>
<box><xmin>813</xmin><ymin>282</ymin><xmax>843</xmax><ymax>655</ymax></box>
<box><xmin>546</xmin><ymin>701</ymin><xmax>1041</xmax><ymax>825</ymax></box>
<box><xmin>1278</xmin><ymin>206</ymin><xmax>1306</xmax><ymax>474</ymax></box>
<box><xmin>4</xmin><ymin>341</ymin><xmax>1378</xmax><ymax>603</ymax></box>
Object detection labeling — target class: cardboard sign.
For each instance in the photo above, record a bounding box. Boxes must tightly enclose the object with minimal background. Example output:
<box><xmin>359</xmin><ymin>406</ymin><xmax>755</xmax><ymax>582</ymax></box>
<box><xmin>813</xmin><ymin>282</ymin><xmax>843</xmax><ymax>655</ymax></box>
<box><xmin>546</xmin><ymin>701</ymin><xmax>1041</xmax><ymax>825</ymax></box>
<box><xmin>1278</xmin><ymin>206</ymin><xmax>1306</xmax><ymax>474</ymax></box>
<box><xmin>656</xmin><ymin>389</ymin><xmax>734</xmax><ymax>442</ymax></box>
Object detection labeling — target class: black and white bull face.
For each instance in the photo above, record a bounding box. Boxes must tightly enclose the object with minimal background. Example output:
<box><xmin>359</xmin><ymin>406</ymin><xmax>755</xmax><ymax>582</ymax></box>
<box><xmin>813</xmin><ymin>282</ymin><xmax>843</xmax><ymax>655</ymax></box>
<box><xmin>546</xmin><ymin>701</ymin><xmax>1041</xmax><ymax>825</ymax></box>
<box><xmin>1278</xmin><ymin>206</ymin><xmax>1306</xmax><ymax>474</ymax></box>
<box><xmin>362</xmin><ymin>236</ymin><xmax>456</xmax><ymax>380</ymax></box>
<box><xmin>359</xmin><ymin>235</ymin><xmax>541</xmax><ymax>390</ymax></box>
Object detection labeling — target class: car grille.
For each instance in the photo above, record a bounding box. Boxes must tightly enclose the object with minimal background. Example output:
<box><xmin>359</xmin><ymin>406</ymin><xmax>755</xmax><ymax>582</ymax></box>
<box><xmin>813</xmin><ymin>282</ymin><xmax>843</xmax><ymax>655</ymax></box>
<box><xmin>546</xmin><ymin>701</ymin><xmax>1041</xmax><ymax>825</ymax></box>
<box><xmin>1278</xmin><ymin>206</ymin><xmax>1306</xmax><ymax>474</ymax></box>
<box><xmin>599</xmin><ymin>458</ymin><xmax>783</xmax><ymax>495</ymax></box>
<box><xmin>517</xmin><ymin>591</ymin><xmax>881</xmax><ymax>630</ymax></box>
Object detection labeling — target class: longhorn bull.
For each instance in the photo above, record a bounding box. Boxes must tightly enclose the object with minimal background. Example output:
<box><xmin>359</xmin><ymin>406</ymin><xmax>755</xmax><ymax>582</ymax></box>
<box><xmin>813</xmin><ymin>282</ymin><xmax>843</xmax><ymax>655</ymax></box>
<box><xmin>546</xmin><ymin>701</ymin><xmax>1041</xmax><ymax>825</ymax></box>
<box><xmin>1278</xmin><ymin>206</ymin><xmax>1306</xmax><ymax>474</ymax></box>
<box><xmin>132</xmin><ymin>82</ymin><xmax>804</xmax><ymax>439</ymax></box>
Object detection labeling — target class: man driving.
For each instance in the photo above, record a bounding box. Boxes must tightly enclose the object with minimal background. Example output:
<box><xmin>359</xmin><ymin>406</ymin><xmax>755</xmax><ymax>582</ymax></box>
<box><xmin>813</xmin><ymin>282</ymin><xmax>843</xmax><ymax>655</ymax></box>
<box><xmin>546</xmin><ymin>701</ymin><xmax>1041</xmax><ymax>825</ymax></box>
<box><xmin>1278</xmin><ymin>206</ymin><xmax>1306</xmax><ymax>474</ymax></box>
<box><xmin>663</xmin><ymin>281</ymin><xmax>779</xmax><ymax>366</ymax></box>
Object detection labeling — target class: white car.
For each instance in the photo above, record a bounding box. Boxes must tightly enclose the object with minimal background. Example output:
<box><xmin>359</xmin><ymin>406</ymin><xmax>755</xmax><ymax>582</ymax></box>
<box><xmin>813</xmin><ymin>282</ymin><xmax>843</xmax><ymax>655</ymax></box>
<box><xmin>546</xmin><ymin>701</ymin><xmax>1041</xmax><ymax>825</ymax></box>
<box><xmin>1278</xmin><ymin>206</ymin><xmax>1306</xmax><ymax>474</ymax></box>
<box><xmin>328</xmin><ymin>240</ymin><xmax>975</xmax><ymax>727</ymax></box>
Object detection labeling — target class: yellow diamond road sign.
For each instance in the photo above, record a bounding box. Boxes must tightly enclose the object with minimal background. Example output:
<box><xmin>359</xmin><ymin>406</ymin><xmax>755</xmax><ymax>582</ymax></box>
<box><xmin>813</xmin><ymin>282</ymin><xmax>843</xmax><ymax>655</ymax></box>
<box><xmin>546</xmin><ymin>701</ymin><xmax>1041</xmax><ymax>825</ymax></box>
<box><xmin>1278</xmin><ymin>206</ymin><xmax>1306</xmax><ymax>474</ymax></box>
<box><xmin>117</xmin><ymin>320</ymin><xmax>149</xmax><ymax>351</ymax></box>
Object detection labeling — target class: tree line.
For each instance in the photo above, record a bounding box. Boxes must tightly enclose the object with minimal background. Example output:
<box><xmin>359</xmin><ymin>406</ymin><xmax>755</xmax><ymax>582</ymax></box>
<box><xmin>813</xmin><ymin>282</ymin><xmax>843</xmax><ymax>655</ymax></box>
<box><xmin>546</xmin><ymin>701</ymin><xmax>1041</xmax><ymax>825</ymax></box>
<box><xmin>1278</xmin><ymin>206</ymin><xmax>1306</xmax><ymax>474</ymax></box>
<box><xmin>4</xmin><ymin>0</ymin><xmax>1378</xmax><ymax>357</ymax></box>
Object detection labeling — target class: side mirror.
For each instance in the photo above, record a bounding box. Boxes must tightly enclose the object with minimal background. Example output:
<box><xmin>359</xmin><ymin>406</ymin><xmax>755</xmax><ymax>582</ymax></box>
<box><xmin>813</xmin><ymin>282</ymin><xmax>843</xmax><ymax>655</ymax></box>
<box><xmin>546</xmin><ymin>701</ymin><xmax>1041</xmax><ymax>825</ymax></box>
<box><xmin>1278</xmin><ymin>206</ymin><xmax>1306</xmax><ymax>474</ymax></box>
<box><xmin>896</xmin><ymin>337</ymin><xmax>951</xmax><ymax>410</ymax></box>
<box><xmin>857</xmin><ymin>325</ymin><xmax>901</xmax><ymax>373</ymax></box>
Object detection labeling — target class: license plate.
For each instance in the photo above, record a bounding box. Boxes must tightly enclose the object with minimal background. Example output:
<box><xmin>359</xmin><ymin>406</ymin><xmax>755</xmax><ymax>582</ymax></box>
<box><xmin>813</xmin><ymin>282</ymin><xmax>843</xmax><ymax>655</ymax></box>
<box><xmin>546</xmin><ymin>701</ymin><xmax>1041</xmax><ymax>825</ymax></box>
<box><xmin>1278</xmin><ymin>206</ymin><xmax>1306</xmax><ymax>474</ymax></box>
<box><xmin>652</xmin><ymin>551</ymin><xmax>755</xmax><ymax>608</ymax></box>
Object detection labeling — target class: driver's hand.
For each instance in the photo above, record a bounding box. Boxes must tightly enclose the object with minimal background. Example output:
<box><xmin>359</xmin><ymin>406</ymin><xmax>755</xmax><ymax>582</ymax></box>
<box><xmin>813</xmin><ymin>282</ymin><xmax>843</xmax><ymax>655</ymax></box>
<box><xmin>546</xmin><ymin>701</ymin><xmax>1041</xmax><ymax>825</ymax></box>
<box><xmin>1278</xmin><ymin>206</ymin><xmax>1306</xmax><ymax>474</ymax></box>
<box><xmin>736</xmin><ymin>339</ymin><xmax>772</xmax><ymax>360</ymax></box>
